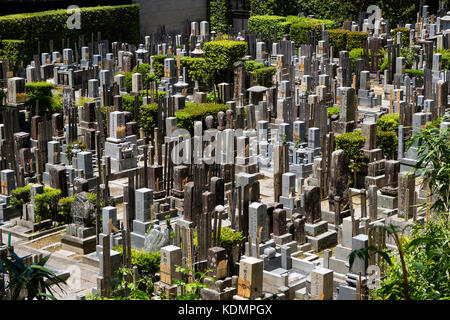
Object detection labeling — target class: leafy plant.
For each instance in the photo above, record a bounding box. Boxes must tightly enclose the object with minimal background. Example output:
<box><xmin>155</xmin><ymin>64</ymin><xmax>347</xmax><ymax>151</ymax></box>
<box><xmin>327</xmin><ymin>106</ymin><xmax>340</xmax><ymax>118</ymax></box>
<box><xmin>0</xmin><ymin>248</ymin><xmax>66</xmax><ymax>300</ymax></box>
<box><xmin>335</xmin><ymin>130</ymin><xmax>366</xmax><ymax>184</ymax></box>
<box><xmin>173</xmin><ymin>266</ymin><xmax>216</xmax><ymax>300</ymax></box>
<box><xmin>113</xmin><ymin>246</ymin><xmax>161</xmax><ymax>278</ymax></box>
<box><xmin>406</xmin><ymin>115</ymin><xmax>450</xmax><ymax>213</ymax></box>
<box><xmin>376</xmin><ymin>113</ymin><xmax>399</xmax><ymax>132</ymax></box>
<box><xmin>65</xmin><ymin>140</ymin><xmax>87</xmax><ymax>164</ymax></box>
<box><xmin>376</xmin><ymin>130</ymin><xmax>398</xmax><ymax>160</ymax></box>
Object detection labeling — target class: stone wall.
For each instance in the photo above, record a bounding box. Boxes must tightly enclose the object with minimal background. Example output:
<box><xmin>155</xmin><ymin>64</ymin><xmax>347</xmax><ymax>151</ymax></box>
<box><xmin>137</xmin><ymin>0</ymin><xmax>208</xmax><ymax>34</ymax></box>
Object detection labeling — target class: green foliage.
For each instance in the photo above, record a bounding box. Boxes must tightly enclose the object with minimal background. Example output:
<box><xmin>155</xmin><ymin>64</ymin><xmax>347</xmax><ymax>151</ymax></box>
<box><xmin>204</xmin><ymin>40</ymin><xmax>248</xmax><ymax>71</ymax></box>
<box><xmin>65</xmin><ymin>140</ymin><xmax>87</xmax><ymax>164</ymax></box>
<box><xmin>300</xmin><ymin>0</ymin><xmax>358</xmax><ymax>24</ymax></box>
<box><xmin>113</xmin><ymin>246</ymin><xmax>161</xmax><ymax>278</ymax></box>
<box><xmin>25</xmin><ymin>95</ymin><xmax>63</xmax><ymax>115</ymax></box>
<box><xmin>173</xmin><ymin>266</ymin><xmax>215</xmax><ymax>300</ymax></box>
<box><xmin>248</xmin><ymin>15</ymin><xmax>290</xmax><ymax>38</ymax></box>
<box><xmin>290</xmin><ymin>20</ymin><xmax>323</xmax><ymax>47</ymax></box>
<box><xmin>0</xmin><ymin>40</ymin><xmax>27</xmax><ymax>72</ymax></box>
<box><xmin>394</xmin><ymin>27</ymin><xmax>410</xmax><ymax>48</ymax></box>
<box><xmin>57</xmin><ymin>195</ymin><xmax>76</xmax><ymax>224</ymax></box>
<box><xmin>121</xmin><ymin>94</ymin><xmax>142</xmax><ymax>113</ymax></box>
<box><xmin>327</xmin><ymin>106</ymin><xmax>340</xmax><ymax>118</ymax></box>
<box><xmin>151</xmin><ymin>55</ymin><xmax>167</xmax><ymax>79</ymax></box>
<box><xmin>407</xmin><ymin>116</ymin><xmax>450</xmax><ymax>213</ymax></box>
<box><xmin>244</xmin><ymin>60</ymin><xmax>264</xmax><ymax>73</ymax></box>
<box><xmin>175</xmin><ymin>103</ymin><xmax>228</xmax><ymax>133</ymax></box>
<box><xmin>137</xmin><ymin>103</ymin><xmax>158</xmax><ymax>137</ymax></box>
<box><xmin>33</xmin><ymin>187</ymin><xmax>62</xmax><ymax>223</ymax></box>
<box><xmin>210</xmin><ymin>0</ymin><xmax>231</xmax><ymax>33</ymax></box>
<box><xmin>0</xmin><ymin>5</ymin><xmax>139</xmax><ymax>66</ymax></box>
<box><xmin>218</xmin><ymin>227</ymin><xmax>245</xmax><ymax>255</ymax></box>
<box><xmin>0</xmin><ymin>248</ymin><xmax>66</xmax><ymax>300</ymax></box>
<box><xmin>180</xmin><ymin>57</ymin><xmax>209</xmax><ymax>85</ymax></box>
<box><xmin>25</xmin><ymin>81</ymin><xmax>53</xmax><ymax>97</ymax></box>
<box><xmin>10</xmin><ymin>185</ymin><xmax>32</xmax><ymax>211</ymax></box>
<box><xmin>335</xmin><ymin>130</ymin><xmax>366</xmax><ymax>173</ymax></box>
<box><xmin>346</xmin><ymin>31</ymin><xmax>368</xmax><ymax>52</ymax></box>
<box><xmin>436</xmin><ymin>49</ymin><xmax>450</xmax><ymax>70</ymax></box>
<box><xmin>376</xmin><ymin>130</ymin><xmax>398</xmax><ymax>160</ymax></box>
<box><xmin>327</xmin><ymin>29</ymin><xmax>348</xmax><ymax>54</ymax></box>
<box><xmin>349</xmin><ymin>48</ymin><xmax>364</xmax><ymax>63</ymax></box>
<box><xmin>376</xmin><ymin>113</ymin><xmax>399</xmax><ymax>132</ymax></box>
<box><xmin>252</xmin><ymin>67</ymin><xmax>276</xmax><ymax>87</ymax></box>
<box><xmin>370</xmin><ymin>216</ymin><xmax>450</xmax><ymax>300</ymax></box>
<box><xmin>405</xmin><ymin>69</ymin><xmax>424</xmax><ymax>81</ymax></box>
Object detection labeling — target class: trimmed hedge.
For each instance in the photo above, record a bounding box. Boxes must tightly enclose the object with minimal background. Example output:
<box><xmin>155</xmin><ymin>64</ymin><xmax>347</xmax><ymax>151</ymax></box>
<box><xmin>290</xmin><ymin>21</ymin><xmax>323</xmax><ymax>47</ymax></box>
<box><xmin>0</xmin><ymin>5</ymin><xmax>140</xmax><ymax>66</ymax></box>
<box><xmin>248</xmin><ymin>15</ymin><xmax>338</xmax><ymax>41</ymax></box>
<box><xmin>346</xmin><ymin>31</ymin><xmax>368</xmax><ymax>52</ymax></box>
<box><xmin>114</xmin><ymin>246</ymin><xmax>161</xmax><ymax>277</ymax></box>
<box><xmin>138</xmin><ymin>103</ymin><xmax>159</xmax><ymax>137</ymax></box>
<box><xmin>327</xmin><ymin>106</ymin><xmax>340</xmax><ymax>117</ymax></box>
<box><xmin>204</xmin><ymin>40</ymin><xmax>248</xmax><ymax>71</ymax></box>
<box><xmin>376</xmin><ymin>130</ymin><xmax>398</xmax><ymax>160</ymax></box>
<box><xmin>335</xmin><ymin>130</ymin><xmax>366</xmax><ymax>173</ymax></box>
<box><xmin>210</xmin><ymin>0</ymin><xmax>231</xmax><ymax>33</ymax></box>
<box><xmin>175</xmin><ymin>102</ymin><xmax>228</xmax><ymax>133</ymax></box>
<box><xmin>180</xmin><ymin>57</ymin><xmax>209</xmax><ymax>85</ymax></box>
<box><xmin>151</xmin><ymin>55</ymin><xmax>166</xmax><ymax>79</ymax></box>
<box><xmin>327</xmin><ymin>29</ymin><xmax>348</xmax><ymax>54</ymax></box>
<box><xmin>0</xmin><ymin>40</ymin><xmax>27</xmax><ymax>72</ymax></box>
<box><xmin>252</xmin><ymin>67</ymin><xmax>276</xmax><ymax>87</ymax></box>
<box><xmin>25</xmin><ymin>81</ymin><xmax>54</xmax><ymax>97</ymax></box>
<box><xmin>436</xmin><ymin>49</ymin><xmax>450</xmax><ymax>70</ymax></box>
<box><xmin>394</xmin><ymin>27</ymin><xmax>410</xmax><ymax>48</ymax></box>
<box><xmin>376</xmin><ymin>113</ymin><xmax>399</xmax><ymax>132</ymax></box>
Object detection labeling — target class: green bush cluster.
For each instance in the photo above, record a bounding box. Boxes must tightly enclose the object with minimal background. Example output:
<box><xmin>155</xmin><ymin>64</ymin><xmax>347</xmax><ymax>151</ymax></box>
<box><xmin>121</xmin><ymin>94</ymin><xmax>142</xmax><ymax>113</ymax></box>
<box><xmin>0</xmin><ymin>5</ymin><xmax>139</xmax><ymax>66</ymax></box>
<box><xmin>10</xmin><ymin>185</ymin><xmax>32</xmax><ymax>211</ymax></box>
<box><xmin>327</xmin><ymin>29</ymin><xmax>368</xmax><ymax>54</ymax></box>
<box><xmin>137</xmin><ymin>103</ymin><xmax>159</xmax><ymax>137</ymax></box>
<box><xmin>405</xmin><ymin>69</ymin><xmax>424</xmax><ymax>81</ymax></box>
<box><xmin>34</xmin><ymin>188</ymin><xmax>62</xmax><ymax>223</ymax></box>
<box><xmin>57</xmin><ymin>192</ymin><xmax>99</xmax><ymax>224</ymax></box>
<box><xmin>180</xmin><ymin>57</ymin><xmax>209</xmax><ymax>86</ymax></box>
<box><xmin>335</xmin><ymin>130</ymin><xmax>366</xmax><ymax>174</ymax></box>
<box><xmin>376</xmin><ymin>113</ymin><xmax>399</xmax><ymax>132</ymax></box>
<box><xmin>25</xmin><ymin>82</ymin><xmax>53</xmax><ymax>97</ymax></box>
<box><xmin>394</xmin><ymin>27</ymin><xmax>410</xmax><ymax>48</ymax></box>
<box><xmin>175</xmin><ymin>102</ymin><xmax>228</xmax><ymax>133</ymax></box>
<box><xmin>252</xmin><ymin>67</ymin><xmax>276</xmax><ymax>87</ymax></box>
<box><xmin>204</xmin><ymin>41</ymin><xmax>248</xmax><ymax>72</ymax></box>
<box><xmin>0</xmin><ymin>40</ymin><xmax>27</xmax><ymax>72</ymax></box>
<box><xmin>376</xmin><ymin>113</ymin><xmax>399</xmax><ymax>159</ymax></box>
<box><xmin>151</xmin><ymin>55</ymin><xmax>167</xmax><ymax>79</ymax></box>
<box><xmin>290</xmin><ymin>20</ymin><xmax>323</xmax><ymax>47</ymax></box>
<box><xmin>248</xmin><ymin>15</ymin><xmax>337</xmax><ymax>41</ymax></box>
<box><xmin>346</xmin><ymin>31</ymin><xmax>369</xmax><ymax>52</ymax></box>
<box><xmin>210</xmin><ymin>0</ymin><xmax>231</xmax><ymax>33</ymax></box>
<box><xmin>114</xmin><ymin>246</ymin><xmax>161</xmax><ymax>278</ymax></box>
<box><xmin>436</xmin><ymin>49</ymin><xmax>450</xmax><ymax>70</ymax></box>
<box><xmin>327</xmin><ymin>106</ymin><xmax>340</xmax><ymax>118</ymax></box>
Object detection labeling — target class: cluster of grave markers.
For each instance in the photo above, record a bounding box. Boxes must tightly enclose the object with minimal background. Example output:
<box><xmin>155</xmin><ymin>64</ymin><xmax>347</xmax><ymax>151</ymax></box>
<box><xmin>1</xmin><ymin>5</ymin><xmax>450</xmax><ymax>300</ymax></box>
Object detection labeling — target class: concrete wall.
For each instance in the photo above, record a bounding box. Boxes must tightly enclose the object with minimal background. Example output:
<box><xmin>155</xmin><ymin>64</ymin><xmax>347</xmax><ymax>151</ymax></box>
<box><xmin>137</xmin><ymin>0</ymin><xmax>208</xmax><ymax>35</ymax></box>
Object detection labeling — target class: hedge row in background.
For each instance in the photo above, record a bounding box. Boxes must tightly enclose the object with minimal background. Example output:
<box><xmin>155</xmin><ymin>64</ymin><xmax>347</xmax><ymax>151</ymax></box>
<box><xmin>0</xmin><ymin>4</ymin><xmax>139</xmax><ymax>66</ymax></box>
<box><xmin>210</xmin><ymin>0</ymin><xmax>232</xmax><ymax>34</ymax></box>
<box><xmin>0</xmin><ymin>40</ymin><xmax>27</xmax><ymax>72</ymax></box>
<box><xmin>248</xmin><ymin>15</ymin><xmax>338</xmax><ymax>40</ymax></box>
<box><xmin>328</xmin><ymin>29</ymin><xmax>369</xmax><ymax>54</ymax></box>
<box><xmin>376</xmin><ymin>113</ymin><xmax>399</xmax><ymax>159</ymax></box>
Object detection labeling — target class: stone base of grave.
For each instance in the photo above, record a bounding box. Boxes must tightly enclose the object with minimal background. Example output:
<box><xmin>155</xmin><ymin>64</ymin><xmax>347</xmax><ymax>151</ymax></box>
<box><xmin>153</xmin><ymin>281</ymin><xmax>178</xmax><ymax>299</ymax></box>
<box><xmin>61</xmin><ymin>234</ymin><xmax>97</xmax><ymax>255</ymax></box>
<box><xmin>200</xmin><ymin>287</ymin><xmax>237</xmax><ymax>300</ymax></box>
<box><xmin>171</xmin><ymin>189</ymin><xmax>184</xmax><ymax>198</ymax></box>
<box><xmin>321</xmin><ymin>210</ymin><xmax>351</xmax><ymax>225</ymax></box>
<box><xmin>364</xmin><ymin>175</ymin><xmax>385</xmax><ymax>189</ymax></box>
<box><xmin>306</xmin><ymin>230</ymin><xmax>337</xmax><ymax>252</ymax></box>
<box><xmin>337</xmin><ymin>284</ymin><xmax>358</xmax><ymax>300</ymax></box>
<box><xmin>0</xmin><ymin>205</ymin><xmax>20</xmax><ymax>222</ymax></box>
<box><xmin>377</xmin><ymin>193</ymin><xmax>398</xmax><ymax>209</ymax></box>
<box><xmin>328</xmin><ymin>244</ymin><xmax>351</xmax><ymax>275</ymax></box>
<box><xmin>271</xmin><ymin>233</ymin><xmax>293</xmax><ymax>246</ymax></box>
<box><xmin>235</xmin><ymin>163</ymin><xmax>259</xmax><ymax>174</ymax></box>
<box><xmin>82</xmin><ymin>249</ymin><xmax>122</xmax><ymax>270</ymax></box>
<box><xmin>305</xmin><ymin>221</ymin><xmax>328</xmax><ymax>237</ymax></box>
<box><xmin>155</xmin><ymin>209</ymin><xmax>177</xmax><ymax>220</ymax></box>
<box><xmin>17</xmin><ymin>218</ymin><xmax>52</xmax><ymax>232</ymax></box>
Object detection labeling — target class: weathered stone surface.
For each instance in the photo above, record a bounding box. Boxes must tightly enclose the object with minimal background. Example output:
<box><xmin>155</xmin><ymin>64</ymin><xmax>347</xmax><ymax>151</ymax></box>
<box><xmin>144</xmin><ymin>228</ymin><xmax>170</xmax><ymax>253</ymax></box>
<box><xmin>71</xmin><ymin>192</ymin><xmax>95</xmax><ymax>227</ymax></box>
<box><xmin>328</xmin><ymin>150</ymin><xmax>350</xmax><ymax>211</ymax></box>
